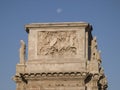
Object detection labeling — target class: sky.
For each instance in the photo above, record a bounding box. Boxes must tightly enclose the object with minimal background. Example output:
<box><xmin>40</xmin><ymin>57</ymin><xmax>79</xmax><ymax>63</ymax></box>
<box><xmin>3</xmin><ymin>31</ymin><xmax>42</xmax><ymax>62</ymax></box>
<box><xmin>0</xmin><ymin>0</ymin><xmax>120</xmax><ymax>90</ymax></box>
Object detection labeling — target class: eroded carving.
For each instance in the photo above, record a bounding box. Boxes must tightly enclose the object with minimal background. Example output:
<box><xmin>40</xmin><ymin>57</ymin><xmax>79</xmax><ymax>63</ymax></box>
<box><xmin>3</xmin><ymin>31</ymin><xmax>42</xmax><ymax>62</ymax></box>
<box><xmin>91</xmin><ymin>37</ymin><xmax>98</xmax><ymax>60</ymax></box>
<box><xmin>19</xmin><ymin>40</ymin><xmax>26</xmax><ymax>64</ymax></box>
<box><xmin>37</xmin><ymin>31</ymin><xmax>78</xmax><ymax>56</ymax></box>
<box><xmin>99</xmin><ymin>76</ymin><xmax>108</xmax><ymax>90</ymax></box>
<box><xmin>91</xmin><ymin>37</ymin><xmax>102</xmax><ymax>63</ymax></box>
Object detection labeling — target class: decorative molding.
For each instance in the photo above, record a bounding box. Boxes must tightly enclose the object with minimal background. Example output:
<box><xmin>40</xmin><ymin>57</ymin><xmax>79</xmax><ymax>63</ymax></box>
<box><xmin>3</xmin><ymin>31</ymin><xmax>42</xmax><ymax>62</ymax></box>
<box><xmin>25</xmin><ymin>22</ymin><xmax>92</xmax><ymax>33</ymax></box>
<box><xmin>14</xmin><ymin>72</ymin><xmax>89</xmax><ymax>82</ymax></box>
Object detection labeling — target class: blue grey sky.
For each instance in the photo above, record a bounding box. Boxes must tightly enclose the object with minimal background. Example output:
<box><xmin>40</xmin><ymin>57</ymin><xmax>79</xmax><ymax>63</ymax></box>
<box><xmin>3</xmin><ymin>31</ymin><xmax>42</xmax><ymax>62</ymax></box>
<box><xmin>0</xmin><ymin>0</ymin><xmax>120</xmax><ymax>90</ymax></box>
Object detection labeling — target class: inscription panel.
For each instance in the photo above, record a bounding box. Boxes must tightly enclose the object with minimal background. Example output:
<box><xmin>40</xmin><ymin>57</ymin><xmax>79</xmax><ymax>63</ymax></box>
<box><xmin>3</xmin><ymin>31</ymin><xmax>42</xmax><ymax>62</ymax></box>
<box><xmin>37</xmin><ymin>31</ymin><xmax>79</xmax><ymax>57</ymax></box>
<box><xmin>26</xmin><ymin>80</ymin><xmax>85</xmax><ymax>90</ymax></box>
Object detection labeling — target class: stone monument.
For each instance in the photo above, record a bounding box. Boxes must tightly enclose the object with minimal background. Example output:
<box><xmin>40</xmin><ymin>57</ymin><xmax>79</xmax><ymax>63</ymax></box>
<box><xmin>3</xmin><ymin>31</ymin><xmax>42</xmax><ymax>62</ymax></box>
<box><xmin>13</xmin><ymin>22</ymin><xmax>108</xmax><ymax>90</ymax></box>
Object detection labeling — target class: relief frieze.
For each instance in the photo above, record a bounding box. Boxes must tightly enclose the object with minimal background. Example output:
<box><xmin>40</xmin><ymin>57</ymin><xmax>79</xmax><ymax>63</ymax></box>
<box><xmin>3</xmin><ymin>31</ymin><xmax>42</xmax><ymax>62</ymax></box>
<box><xmin>37</xmin><ymin>31</ymin><xmax>78</xmax><ymax>57</ymax></box>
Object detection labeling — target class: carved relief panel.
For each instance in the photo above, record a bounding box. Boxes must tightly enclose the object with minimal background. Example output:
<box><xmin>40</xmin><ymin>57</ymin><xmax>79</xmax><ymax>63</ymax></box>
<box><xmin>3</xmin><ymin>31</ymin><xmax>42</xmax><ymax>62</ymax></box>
<box><xmin>37</xmin><ymin>31</ymin><xmax>79</xmax><ymax>57</ymax></box>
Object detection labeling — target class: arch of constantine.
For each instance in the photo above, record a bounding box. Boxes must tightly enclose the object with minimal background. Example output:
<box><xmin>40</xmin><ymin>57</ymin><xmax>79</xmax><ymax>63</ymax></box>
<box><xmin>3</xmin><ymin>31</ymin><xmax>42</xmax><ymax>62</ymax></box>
<box><xmin>13</xmin><ymin>22</ymin><xmax>108</xmax><ymax>90</ymax></box>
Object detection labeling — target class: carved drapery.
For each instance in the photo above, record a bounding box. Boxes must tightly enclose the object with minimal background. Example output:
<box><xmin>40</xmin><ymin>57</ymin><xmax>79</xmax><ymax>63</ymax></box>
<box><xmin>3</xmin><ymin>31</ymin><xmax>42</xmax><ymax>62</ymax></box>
<box><xmin>19</xmin><ymin>40</ymin><xmax>26</xmax><ymax>64</ymax></box>
<box><xmin>37</xmin><ymin>31</ymin><xmax>78</xmax><ymax>57</ymax></box>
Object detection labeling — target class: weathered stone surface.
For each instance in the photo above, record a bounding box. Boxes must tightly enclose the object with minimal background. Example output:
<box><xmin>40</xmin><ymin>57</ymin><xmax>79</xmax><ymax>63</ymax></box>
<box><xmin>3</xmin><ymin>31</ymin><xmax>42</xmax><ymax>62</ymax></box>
<box><xmin>19</xmin><ymin>40</ymin><xmax>26</xmax><ymax>64</ymax></box>
<box><xmin>37</xmin><ymin>31</ymin><xmax>77</xmax><ymax>56</ymax></box>
<box><xmin>13</xmin><ymin>22</ymin><xmax>108</xmax><ymax>90</ymax></box>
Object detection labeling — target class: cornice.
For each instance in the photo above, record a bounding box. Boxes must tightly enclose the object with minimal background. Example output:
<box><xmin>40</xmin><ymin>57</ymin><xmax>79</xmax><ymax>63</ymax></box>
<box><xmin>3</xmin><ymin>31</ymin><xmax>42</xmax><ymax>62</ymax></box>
<box><xmin>13</xmin><ymin>72</ymin><xmax>89</xmax><ymax>82</ymax></box>
<box><xmin>25</xmin><ymin>22</ymin><xmax>92</xmax><ymax>33</ymax></box>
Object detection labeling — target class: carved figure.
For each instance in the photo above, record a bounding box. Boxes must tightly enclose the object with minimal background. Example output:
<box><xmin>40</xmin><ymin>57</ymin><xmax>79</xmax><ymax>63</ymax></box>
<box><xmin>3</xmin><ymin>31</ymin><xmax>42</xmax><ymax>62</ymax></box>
<box><xmin>37</xmin><ymin>31</ymin><xmax>77</xmax><ymax>56</ymax></box>
<box><xmin>19</xmin><ymin>40</ymin><xmax>26</xmax><ymax>64</ymax></box>
<box><xmin>97</xmin><ymin>50</ymin><xmax>102</xmax><ymax>64</ymax></box>
<box><xmin>91</xmin><ymin>37</ymin><xmax>98</xmax><ymax>60</ymax></box>
<box><xmin>99</xmin><ymin>67</ymin><xmax>104</xmax><ymax>75</ymax></box>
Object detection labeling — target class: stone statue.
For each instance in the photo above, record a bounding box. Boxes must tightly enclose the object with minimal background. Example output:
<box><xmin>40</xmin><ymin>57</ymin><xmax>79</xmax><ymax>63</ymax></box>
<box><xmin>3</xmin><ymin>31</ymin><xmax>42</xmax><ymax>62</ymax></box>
<box><xmin>91</xmin><ymin>37</ymin><xmax>98</xmax><ymax>60</ymax></box>
<box><xmin>19</xmin><ymin>40</ymin><xmax>26</xmax><ymax>64</ymax></box>
<box><xmin>92</xmin><ymin>37</ymin><xmax>97</xmax><ymax>48</ymax></box>
<box><xmin>97</xmin><ymin>50</ymin><xmax>102</xmax><ymax>64</ymax></box>
<box><xmin>99</xmin><ymin>67</ymin><xmax>104</xmax><ymax>75</ymax></box>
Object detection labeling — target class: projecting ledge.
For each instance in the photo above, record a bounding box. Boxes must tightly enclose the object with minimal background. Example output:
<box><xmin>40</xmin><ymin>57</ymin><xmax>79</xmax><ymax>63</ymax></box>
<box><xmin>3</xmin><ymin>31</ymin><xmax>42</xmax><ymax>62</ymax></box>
<box><xmin>25</xmin><ymin>22</ymin><xmax>92</xmax><ymax>33</ymax></box>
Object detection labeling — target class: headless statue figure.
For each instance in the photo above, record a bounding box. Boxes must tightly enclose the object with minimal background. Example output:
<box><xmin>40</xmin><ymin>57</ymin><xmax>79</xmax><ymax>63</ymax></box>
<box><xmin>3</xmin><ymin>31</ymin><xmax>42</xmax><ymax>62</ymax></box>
<box><xmin>19</xmin><ymin>40</ymin><xmax>26</xmax><ymax>64</ymax></box>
